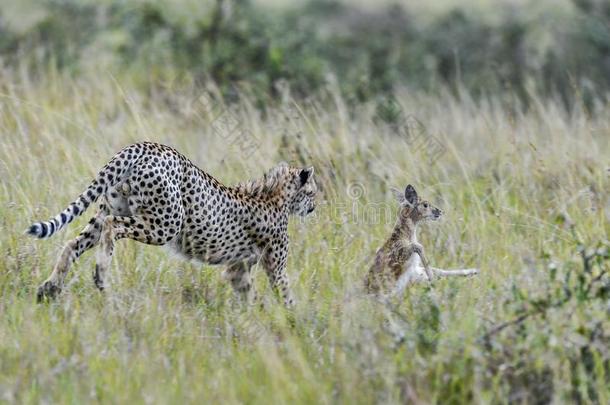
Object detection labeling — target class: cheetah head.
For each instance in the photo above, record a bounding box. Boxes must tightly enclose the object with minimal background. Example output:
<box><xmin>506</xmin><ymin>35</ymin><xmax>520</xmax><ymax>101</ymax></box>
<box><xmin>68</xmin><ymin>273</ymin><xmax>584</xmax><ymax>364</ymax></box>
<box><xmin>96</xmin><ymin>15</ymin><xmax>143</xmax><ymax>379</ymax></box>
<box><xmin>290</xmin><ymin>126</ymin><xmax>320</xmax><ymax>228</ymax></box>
<box><xmin>237</xmin><ymin>163</ymin><xmax>317</xmax><ymax>215</ymax></box>
<box><xmin>393</xmin><ymin>184</ymin><xmax>442</xmax><ymax>223</ymax></box>
<box><xmin>287</xmin><ymin>166</ymin><xmax>317</xmax><ymax>216</ymax></box>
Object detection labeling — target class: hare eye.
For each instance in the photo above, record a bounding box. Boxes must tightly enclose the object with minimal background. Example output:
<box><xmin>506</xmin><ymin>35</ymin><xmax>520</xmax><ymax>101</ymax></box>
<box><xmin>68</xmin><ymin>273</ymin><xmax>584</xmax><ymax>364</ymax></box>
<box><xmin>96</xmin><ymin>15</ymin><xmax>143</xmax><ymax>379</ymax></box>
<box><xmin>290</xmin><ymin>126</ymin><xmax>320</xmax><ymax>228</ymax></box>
<box><xmin>423</xmin><ymin>203</ymin><xmax>428</xmax><ymax>208</ymax></box>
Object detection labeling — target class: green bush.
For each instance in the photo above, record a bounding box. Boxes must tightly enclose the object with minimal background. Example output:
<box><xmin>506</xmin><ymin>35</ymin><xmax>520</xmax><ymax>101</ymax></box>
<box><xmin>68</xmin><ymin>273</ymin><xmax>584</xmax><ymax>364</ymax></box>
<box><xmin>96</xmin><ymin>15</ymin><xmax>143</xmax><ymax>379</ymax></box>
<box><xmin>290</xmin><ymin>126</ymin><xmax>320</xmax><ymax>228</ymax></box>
<box><xmin>1</xmin><ymin>0</ymin><xmax>609</xmax><ymax>104</ymax></box>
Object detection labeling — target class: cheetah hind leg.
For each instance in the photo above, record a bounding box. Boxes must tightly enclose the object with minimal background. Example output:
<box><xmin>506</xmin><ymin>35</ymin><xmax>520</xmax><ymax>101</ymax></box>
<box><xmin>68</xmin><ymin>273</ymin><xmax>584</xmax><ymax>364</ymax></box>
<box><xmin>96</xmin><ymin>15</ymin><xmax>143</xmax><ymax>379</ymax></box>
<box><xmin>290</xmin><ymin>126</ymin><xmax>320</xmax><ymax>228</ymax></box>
<box><xmin>223</xmin><ymin>260</ymin><xmax>257</xmax><ymax>305</ymax></box>
<box><xmin>95</xmin><ymin>215</ymin><xmax>179</xmax><ymax>292</ymax></box>
<box><xmin>37</xmin><ymin>211</ymin><xmax>106</xmax><ymax>302</ymax></box>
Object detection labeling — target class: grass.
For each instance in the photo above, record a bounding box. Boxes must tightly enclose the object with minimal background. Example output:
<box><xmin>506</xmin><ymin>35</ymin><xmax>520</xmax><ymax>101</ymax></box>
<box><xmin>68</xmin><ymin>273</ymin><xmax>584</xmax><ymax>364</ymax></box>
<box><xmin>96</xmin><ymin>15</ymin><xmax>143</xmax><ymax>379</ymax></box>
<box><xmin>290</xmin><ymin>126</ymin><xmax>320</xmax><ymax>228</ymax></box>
<box><xmin>0</xmin><ymin>69</ymin><xmax>608</xmax><ymax>403</ymax></box>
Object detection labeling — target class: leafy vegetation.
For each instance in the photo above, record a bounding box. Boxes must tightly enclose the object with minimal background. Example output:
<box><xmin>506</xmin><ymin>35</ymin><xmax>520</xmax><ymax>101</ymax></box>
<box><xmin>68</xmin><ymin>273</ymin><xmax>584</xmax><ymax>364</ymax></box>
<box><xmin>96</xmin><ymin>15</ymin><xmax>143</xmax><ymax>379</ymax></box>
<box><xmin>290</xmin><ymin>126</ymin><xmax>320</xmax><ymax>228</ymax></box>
<box><xmin>1</xmin><ymin>0</ymin><xmax>609</xmax><ymax>104</ymax></box>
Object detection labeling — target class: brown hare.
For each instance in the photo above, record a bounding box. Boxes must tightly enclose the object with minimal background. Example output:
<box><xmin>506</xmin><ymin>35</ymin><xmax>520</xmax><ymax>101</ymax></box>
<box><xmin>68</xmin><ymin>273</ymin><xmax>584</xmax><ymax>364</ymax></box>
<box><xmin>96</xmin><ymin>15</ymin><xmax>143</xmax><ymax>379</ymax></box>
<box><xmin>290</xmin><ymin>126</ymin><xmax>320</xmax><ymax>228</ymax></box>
<box><xmin>365</xmin><ymin>184</ymin><xmax>478</xmax><ymax>295</ymax></box>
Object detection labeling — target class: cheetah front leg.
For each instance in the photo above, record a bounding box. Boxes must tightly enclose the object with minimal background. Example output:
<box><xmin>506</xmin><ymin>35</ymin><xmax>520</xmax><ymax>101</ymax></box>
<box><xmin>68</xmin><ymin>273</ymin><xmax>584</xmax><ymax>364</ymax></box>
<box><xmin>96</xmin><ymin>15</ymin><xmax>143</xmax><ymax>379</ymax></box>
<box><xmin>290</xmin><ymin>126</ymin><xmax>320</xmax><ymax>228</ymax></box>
<box><xmin>37</xmin><ymin>210</ymin><xmax>106</xmax><ymax>302</ymax></box>
<box><xmin>262</xmin><ymin>243</ymin><xmax>294</xmax><ymax>308</ymax></box>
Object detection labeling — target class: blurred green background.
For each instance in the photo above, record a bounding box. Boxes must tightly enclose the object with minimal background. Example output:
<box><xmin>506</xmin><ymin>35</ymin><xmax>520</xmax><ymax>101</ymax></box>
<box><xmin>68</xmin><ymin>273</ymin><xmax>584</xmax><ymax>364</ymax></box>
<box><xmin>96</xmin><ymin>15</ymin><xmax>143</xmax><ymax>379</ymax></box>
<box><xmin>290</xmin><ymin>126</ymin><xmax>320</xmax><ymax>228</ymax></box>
<box><xmin>1</xmin><ymin>0</ymin><xmax>609</xmax><ymax>106</ymax></box>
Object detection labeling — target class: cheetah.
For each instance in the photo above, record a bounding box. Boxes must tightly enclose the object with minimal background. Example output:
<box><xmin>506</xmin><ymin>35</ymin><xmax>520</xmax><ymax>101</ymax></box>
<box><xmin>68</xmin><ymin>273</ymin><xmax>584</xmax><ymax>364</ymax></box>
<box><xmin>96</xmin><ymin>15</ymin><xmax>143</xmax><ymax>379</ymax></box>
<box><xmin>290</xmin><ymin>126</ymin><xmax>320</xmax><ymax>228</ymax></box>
<box><xmin>365</xmin><ymin>184</ymin><xmax>478</xmax><ymax>295</ymax></box>
<box><xmin>28</xmin><ymin>142</ymin><xmax>317</xmax><ymax>307</ymax></box>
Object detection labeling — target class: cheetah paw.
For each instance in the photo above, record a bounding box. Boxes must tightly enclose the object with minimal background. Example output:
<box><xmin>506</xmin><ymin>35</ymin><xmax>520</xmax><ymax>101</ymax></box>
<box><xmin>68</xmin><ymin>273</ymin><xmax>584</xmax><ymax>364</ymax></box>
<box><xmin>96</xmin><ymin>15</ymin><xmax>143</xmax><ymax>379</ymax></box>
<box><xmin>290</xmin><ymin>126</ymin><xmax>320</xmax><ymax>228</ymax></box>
<box><xmin>36</xmin><ymin>281</ymin><xmax>62</xmax><ymax>303</ymax></box>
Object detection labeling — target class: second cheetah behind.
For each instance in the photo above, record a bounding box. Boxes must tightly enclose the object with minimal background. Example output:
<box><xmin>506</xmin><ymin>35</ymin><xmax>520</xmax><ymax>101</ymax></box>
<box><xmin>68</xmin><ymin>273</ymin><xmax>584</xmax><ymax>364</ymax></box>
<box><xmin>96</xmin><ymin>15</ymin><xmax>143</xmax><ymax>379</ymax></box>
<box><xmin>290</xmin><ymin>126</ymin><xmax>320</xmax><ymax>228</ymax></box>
<box><xmin>28</xmin><ymin>142</ymin><xmax>317</xmax><ymax>306</ymax></box>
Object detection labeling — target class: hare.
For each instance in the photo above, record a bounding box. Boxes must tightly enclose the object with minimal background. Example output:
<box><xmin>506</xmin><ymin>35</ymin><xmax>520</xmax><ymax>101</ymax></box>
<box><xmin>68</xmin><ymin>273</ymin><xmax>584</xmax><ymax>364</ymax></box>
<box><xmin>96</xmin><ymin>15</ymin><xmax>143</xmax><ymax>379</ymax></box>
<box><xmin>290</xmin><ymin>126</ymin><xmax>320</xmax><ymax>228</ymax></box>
<box><xmin>365</xmin><ymin>185</ymin><xmax>478</xmax><ymax>295</ymax></box>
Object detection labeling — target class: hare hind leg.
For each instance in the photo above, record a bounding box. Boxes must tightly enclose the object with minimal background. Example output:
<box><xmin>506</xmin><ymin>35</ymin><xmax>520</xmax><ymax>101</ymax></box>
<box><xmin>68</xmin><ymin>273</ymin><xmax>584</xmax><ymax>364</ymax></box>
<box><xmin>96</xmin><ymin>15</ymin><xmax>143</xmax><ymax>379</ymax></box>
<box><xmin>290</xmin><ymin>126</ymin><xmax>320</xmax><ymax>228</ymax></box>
<box><xmin>432</xmin><ymin>268</ymin><xmax>479</xmax><ymax>277</ymax></box>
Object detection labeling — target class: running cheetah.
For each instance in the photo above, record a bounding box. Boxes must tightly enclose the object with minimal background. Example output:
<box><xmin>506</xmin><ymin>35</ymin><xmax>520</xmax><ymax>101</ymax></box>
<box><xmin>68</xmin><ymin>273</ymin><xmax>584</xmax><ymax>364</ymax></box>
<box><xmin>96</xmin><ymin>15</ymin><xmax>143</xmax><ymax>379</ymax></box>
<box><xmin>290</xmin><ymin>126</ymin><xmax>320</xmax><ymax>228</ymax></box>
<box><xmin>28</xmin><ymin>142</ymin><xmax>317</xmax><ymax>307</ymax></box>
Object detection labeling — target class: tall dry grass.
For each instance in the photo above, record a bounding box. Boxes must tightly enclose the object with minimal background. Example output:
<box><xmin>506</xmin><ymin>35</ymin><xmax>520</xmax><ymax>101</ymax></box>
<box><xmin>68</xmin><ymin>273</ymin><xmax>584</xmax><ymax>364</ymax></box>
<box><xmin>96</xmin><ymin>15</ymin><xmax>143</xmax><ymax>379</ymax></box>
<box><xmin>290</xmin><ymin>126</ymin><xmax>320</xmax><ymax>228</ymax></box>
<box><xmin>0</xmin><ymin>68</ymin><xmax>608</xmax><ymax>403</ymax></box>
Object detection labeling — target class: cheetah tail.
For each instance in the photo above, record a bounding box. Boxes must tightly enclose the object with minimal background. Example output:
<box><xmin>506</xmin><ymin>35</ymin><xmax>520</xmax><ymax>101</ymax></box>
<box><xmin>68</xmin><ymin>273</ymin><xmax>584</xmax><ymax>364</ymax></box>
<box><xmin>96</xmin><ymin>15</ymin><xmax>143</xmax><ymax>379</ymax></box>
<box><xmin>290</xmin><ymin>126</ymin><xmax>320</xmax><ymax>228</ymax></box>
<box><xmin>26</xmin><ymin>146</ymin><xmax>140</xmax><ymax>239</ymax></box>
<box><xmin>26</xmin><ymin>177</ymin><xmax>108</xmax><ymax>239</ymax></box>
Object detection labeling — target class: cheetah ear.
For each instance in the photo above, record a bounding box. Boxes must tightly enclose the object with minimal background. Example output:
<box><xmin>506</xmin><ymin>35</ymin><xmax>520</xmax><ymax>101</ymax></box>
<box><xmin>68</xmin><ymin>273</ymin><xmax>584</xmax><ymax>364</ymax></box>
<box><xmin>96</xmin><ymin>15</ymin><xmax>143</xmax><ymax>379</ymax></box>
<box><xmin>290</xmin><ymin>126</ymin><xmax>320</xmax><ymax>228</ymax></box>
<box><xmin>404</xmin><ymin>184</ymin><xmax>418</xmax><ymax>206</ymax></box>
<box><xmin>299</xmin><ymin>166</ymin><xmax>314</xmax><ymax>186</ymax></box>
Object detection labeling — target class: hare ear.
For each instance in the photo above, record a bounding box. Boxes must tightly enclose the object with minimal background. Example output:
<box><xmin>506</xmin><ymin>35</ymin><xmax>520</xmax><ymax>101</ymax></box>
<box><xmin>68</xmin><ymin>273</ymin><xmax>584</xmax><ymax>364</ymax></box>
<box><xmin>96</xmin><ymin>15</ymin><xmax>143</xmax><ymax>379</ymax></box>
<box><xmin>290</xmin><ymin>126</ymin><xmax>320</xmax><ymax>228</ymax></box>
<box><xmin>299</xmin><ymin>166</ymin><xmax>314</xmax><ymax>186</ymax></box>
<box><xmin>391</xmin><ymin>187</ymin><xmax>405</xmax><ymax>204</ymax></box>
<box><xmin>404</xmin><ymin>184</ymin><xmax>418</xmax><ymax>206</ymax></box>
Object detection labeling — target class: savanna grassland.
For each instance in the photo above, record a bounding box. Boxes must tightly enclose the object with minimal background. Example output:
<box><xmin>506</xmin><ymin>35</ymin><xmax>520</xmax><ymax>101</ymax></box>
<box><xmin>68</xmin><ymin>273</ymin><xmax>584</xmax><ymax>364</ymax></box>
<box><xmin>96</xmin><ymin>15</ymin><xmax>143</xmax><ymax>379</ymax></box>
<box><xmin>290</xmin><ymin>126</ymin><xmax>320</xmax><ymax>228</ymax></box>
<box><xmin>1</xmin><ymin>0</ymin><xmax>609</xmax><ymax>404</ymax></box>
<box><xmin>1</xmin><ymin>69</ymin><xmax>608</xmax><ymax>404</ymax></box>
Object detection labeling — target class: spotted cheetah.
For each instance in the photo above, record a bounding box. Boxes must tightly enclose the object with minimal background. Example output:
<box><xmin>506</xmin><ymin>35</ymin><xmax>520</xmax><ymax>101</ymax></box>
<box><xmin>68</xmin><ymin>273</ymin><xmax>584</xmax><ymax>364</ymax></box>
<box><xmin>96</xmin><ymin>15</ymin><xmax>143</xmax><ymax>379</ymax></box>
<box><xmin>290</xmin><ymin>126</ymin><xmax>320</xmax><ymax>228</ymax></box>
<box><xmin>365</xmin><ymin>184</ymin><xmax>478</xmax><ymax>295</ymax></box>
<box><xmin>28</xmin><ymin>142</ymin><xmax>317</xmax><ymax>307</ymax></box>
